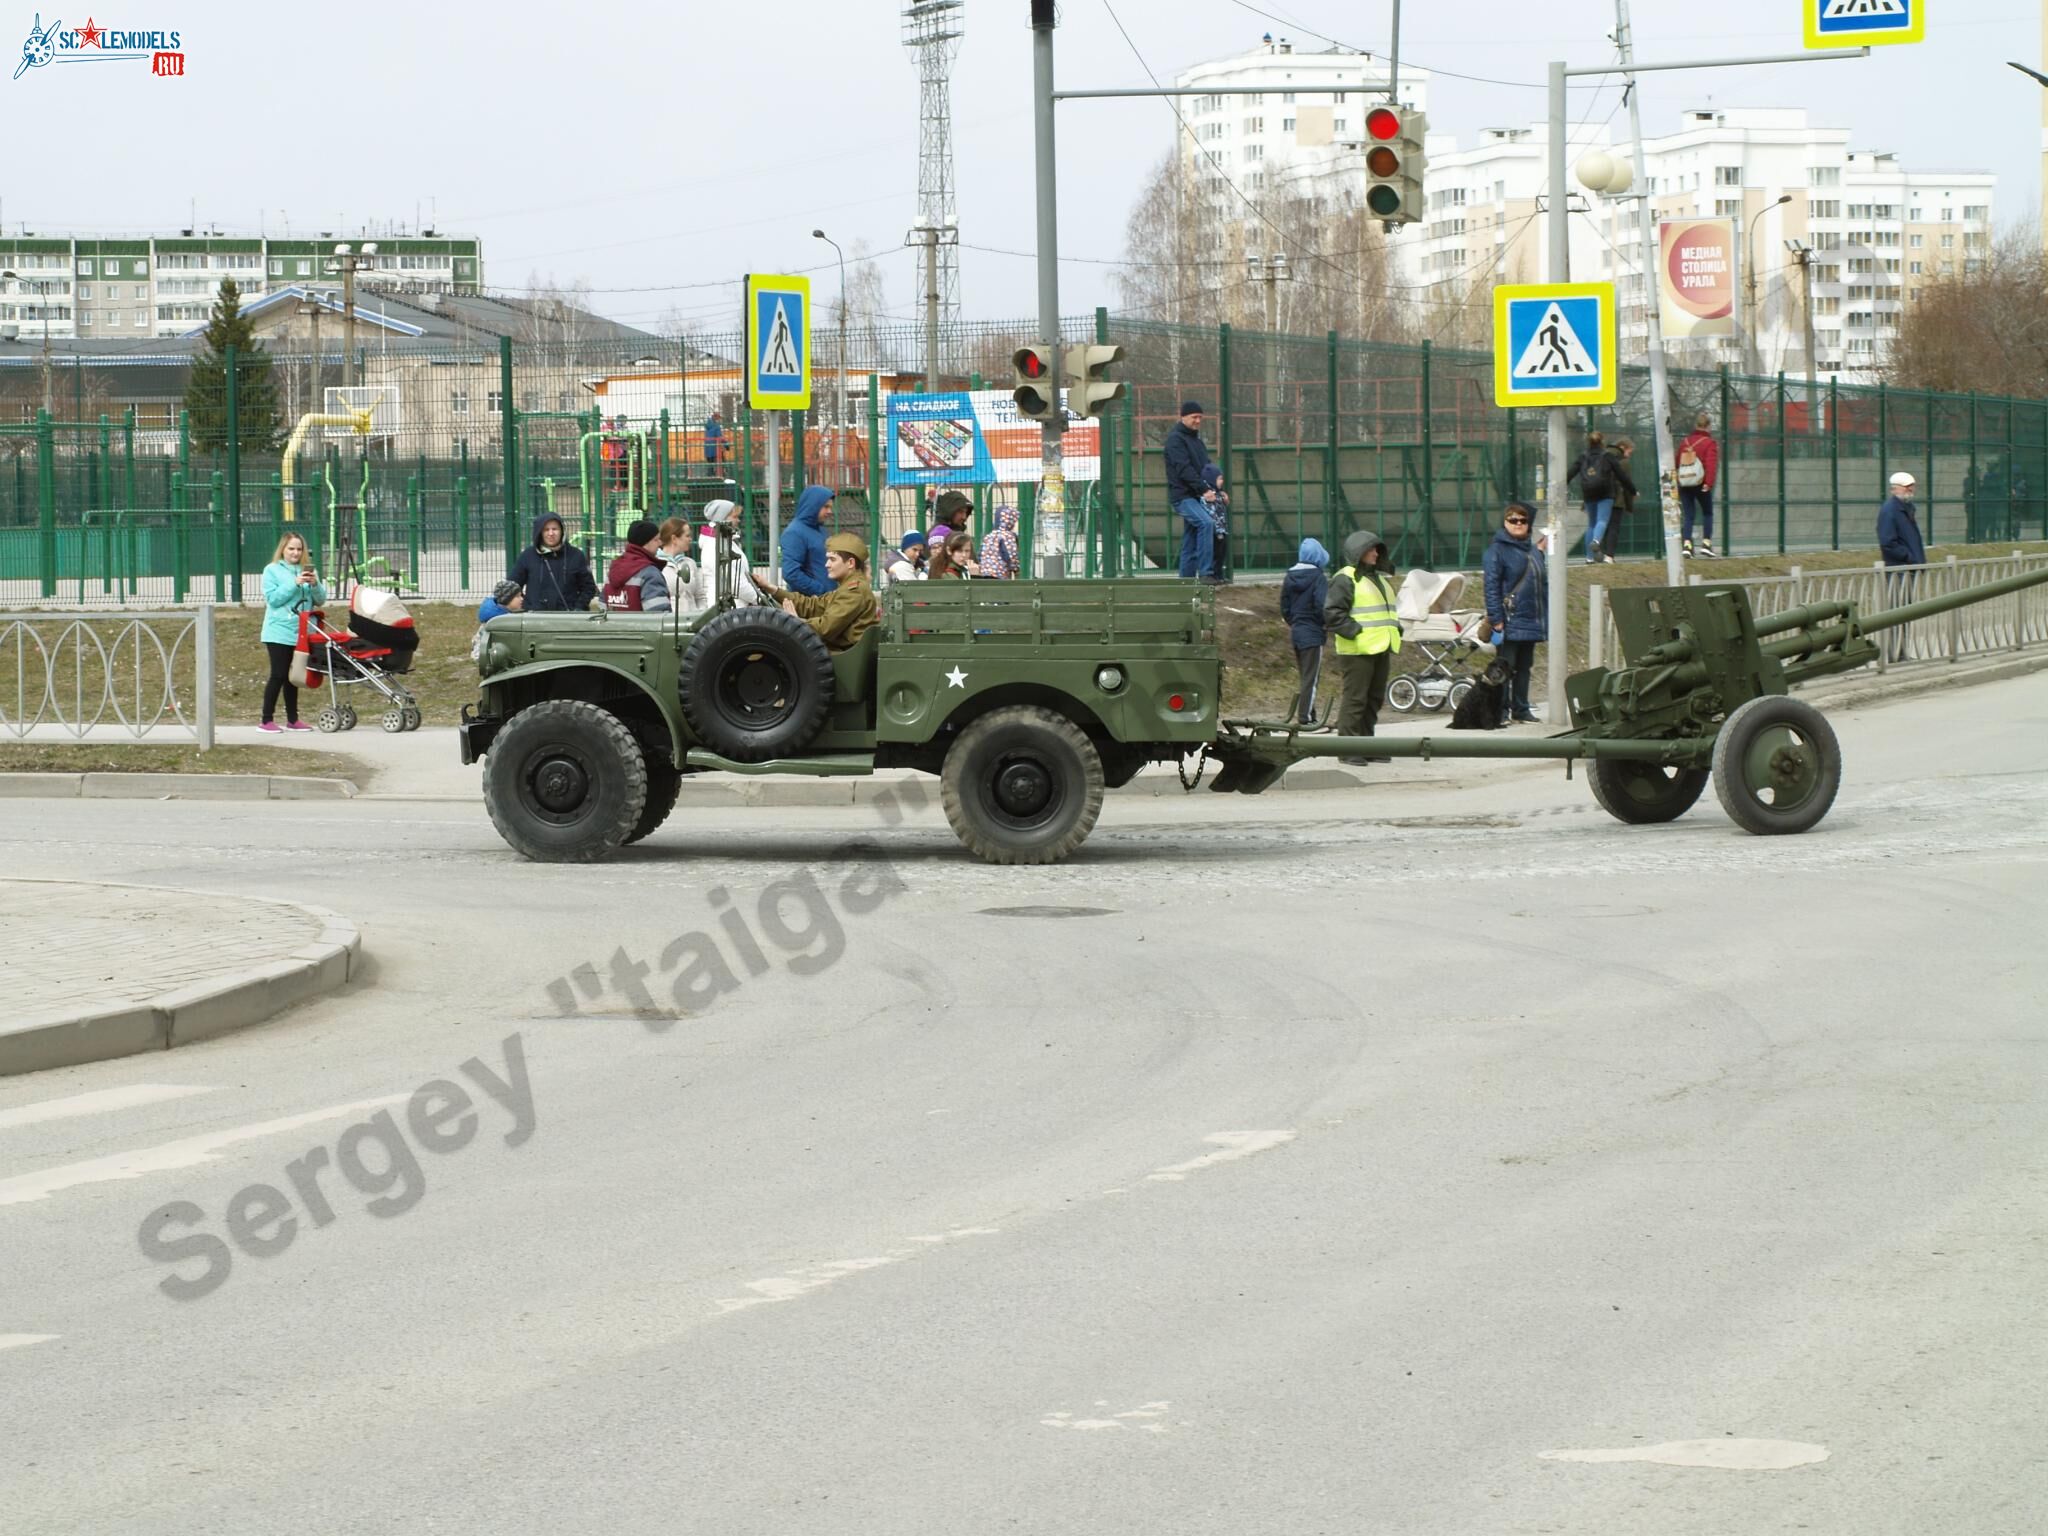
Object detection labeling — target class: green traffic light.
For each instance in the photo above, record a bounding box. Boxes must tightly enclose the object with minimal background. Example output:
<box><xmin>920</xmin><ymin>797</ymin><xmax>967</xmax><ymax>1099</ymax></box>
<box><xmin>1366</xmin><ymin>185</ymin><xmax>1403</xmax><ymax>218</ymax></box>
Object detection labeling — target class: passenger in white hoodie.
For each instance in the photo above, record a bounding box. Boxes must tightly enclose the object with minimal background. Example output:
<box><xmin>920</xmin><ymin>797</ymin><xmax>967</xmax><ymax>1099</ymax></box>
<box><xmin>686</xmin><ymin>499</ymin><xmax>763</xmax><ymax>610</ymax></box>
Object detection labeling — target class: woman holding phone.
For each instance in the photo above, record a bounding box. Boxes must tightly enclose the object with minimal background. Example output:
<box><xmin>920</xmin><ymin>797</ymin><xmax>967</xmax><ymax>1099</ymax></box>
<box><xmin>259</xmin><ymin>532</ymin><xmax>325</xmax><ymax>731</ymax></box>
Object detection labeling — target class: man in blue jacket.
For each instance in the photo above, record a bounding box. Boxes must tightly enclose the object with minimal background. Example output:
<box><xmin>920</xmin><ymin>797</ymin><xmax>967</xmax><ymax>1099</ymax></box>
<box><xmin>779</xmin><ymin>485</ymin><xmax>837</xmax><ymax>596</ymax></box>
<box><xmin>508</xmin><ymin>513</ymin><xmax>597</xmax><ymax>612</ymax></box>
<box><xmin>1877</xmin><ymin>470</ymin><xmax>1926</xmax><ymax>660</ymax></box>
<box><xmin>1164</xmin><ymin>400</ymin><xmax>1222</xmax><ymax>580</ymax></box>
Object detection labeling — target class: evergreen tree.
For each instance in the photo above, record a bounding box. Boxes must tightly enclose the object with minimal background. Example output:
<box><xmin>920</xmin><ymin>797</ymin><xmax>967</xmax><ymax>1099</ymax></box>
<box><xmin>184</xmin><ymin>278</ymin><xmax>284</xmax><ymax>452</ymax></box>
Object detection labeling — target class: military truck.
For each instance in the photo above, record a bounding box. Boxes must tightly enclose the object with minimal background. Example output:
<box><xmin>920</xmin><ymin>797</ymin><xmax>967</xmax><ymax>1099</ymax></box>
<box><xmin>461</xmin><ymin>567</ymin><xmax>1221</xmax><ymax>864</ymax></box>
<box><xmin>464</xmin><ymin>542</ymin><xmax>2048</xmax><ymax>863</ymax></box>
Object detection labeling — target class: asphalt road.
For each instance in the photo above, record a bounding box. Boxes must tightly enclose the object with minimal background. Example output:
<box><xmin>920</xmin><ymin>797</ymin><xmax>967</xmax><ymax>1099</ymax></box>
<box><xmin>3</xmin><ymin>676</ymin><xmax>2045</xmax><ymax>1535</ymax></box>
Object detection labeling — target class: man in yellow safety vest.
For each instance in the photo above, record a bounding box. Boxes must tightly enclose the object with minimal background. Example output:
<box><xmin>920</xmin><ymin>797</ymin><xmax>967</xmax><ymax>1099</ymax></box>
<box><xmin>1322</xmin><ymin>529</ymin><xmax>1402</xmax><ymax>765</ymax></box>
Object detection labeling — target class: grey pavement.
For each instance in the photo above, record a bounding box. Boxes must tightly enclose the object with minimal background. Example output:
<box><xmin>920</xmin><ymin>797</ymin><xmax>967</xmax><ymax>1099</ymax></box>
<box><xmin>0</xmin><ymin>675</ymin><xmax>2043</xmax><ymax>1534</ymax></box>
<box><xmin>0</xmin><ymin>879</ymin><xmax>362</xmax><ymax>1074</ymax></box>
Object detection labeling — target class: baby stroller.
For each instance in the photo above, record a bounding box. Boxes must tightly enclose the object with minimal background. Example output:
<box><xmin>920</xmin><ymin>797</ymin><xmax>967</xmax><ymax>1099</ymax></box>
<box><xmin>1387</xmin><ymin>570</ymin><xmax>1495</xmax><ymax>714</ymax></box>
<box><xmin>304</xmin><ymin>587</ymin><xmax>423</xmax><ymax>733</ymax></box>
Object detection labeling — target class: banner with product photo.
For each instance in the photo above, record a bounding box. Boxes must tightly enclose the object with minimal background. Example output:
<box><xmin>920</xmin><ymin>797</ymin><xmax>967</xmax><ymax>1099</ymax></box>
<box><xmin>884</xmin><ymin>390</ymin><xmax>1100</xmax><ymax>487</ymax></box>
<box><xmin>1657</xmin><ymin>218</ymin><xmax>1737</xmax><ymax>339</ymax></box>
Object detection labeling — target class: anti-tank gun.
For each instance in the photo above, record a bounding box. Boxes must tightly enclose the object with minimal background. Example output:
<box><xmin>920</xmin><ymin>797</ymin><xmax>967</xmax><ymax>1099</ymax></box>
<box><xmin>1207</xmin><ymin>564</ymin><xmax>2048</xmax><ymax>834</ymax></box>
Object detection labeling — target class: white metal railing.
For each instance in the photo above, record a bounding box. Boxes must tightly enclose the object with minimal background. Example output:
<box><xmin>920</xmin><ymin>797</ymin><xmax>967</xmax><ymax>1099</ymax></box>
<box><xmin>1589</xmin><ymin>552</ymin><xmax>2048</xmax><ymax>675</ymax></box>
<box><xmin>0</xmin><ymin>606</ymin><xmax>215</xmax><ymax>745</ymax></box>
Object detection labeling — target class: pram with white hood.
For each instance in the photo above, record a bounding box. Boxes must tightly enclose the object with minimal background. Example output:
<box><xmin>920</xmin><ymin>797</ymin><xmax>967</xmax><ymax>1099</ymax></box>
<box><xmin>1387</xmin><ymin>569</ymin><xmax>1496</xmax><ymax>713</ymax></box>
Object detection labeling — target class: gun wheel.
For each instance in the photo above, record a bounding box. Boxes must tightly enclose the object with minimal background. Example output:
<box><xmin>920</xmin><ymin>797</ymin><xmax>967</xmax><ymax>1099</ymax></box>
<box><xmin>1588</xmin><ymin>758</ymin><xmax>1709</xmax><ymax>824</ymax></box>
<box><xmin>941</xmin><ymin>706</ymin><xmax>1105</xmax><ymax>866</ymax></box>
<box><xmin>1712</xmin><ymin>695</ymin><xmax>1841</xmax><ymax>835</ymax></box>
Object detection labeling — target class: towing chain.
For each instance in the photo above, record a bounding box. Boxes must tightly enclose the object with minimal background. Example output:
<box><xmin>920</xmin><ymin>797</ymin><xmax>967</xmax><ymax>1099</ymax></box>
<box><xmin>1178</xmin><ymin>743</ymin><xmax>1210</xmax><ymax>793</ymax></box>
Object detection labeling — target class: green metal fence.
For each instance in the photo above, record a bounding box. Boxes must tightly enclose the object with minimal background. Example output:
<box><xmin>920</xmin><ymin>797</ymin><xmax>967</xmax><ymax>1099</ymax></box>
<box><xmin>3</xmin><ymin>316</ymin><xmax>2045</xmax><ymax>605</ymax></box>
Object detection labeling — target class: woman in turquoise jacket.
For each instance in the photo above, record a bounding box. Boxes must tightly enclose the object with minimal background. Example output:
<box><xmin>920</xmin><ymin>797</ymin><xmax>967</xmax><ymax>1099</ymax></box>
<box><xmin>259</xmin><ymin>532</ymin><xmax>326</xmax><ymax>730</ymax></box>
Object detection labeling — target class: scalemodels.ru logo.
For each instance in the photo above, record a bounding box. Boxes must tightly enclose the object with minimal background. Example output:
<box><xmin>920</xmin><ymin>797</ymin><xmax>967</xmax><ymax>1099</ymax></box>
<box><xmin>14</xmin><ymin>13</ymin><xmax>185</xmax><ymax>79</ymax></box>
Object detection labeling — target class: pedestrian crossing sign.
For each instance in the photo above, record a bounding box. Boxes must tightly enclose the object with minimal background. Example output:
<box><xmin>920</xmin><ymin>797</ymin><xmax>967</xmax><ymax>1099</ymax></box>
<box><xmin>1805</xmin><ymin>0</ymin><xmax>1921</xmax><ymax>50</ymax></box>
<box><xmin>745</xmin><ymin>273</ymin><xmax>812</xmax><ymax>410</ymax></box>
<box><xmin>1493</xmin><ymin>282</ymin><xmax>1617</xmax><ymax>407</ymax></box>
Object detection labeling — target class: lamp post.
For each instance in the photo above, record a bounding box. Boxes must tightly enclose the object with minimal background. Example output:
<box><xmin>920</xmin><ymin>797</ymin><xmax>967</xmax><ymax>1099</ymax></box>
<box><xmin>812</xmin><ymin>228</ymin><xmax>849</xmax><ymax>486</ymax></box>
<box><xmin>1745</xmin><ymin>194</ymin><xmax>1792</xmax><ymax>376</ymax></box>
<box><xmin>327</xmin><ymin>242</ymin><xmax>378</xmax><ymax>393</ymax></box>
<box><xmin>2</xmin><ymin>269</ymin><xmax>54</xmax><ymax>416</ymax></box>
<box><xmin>1784</xmin><ymin>238</ymin><xmax>1819</xmax><ymax>413</ymax></box>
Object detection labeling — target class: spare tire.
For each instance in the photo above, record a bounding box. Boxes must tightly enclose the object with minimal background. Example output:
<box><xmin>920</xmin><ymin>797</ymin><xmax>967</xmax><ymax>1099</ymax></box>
<box><xmin>680</xmin><ymin>606</ymin><xmax>836</xmax><ymax>762</ymax></box>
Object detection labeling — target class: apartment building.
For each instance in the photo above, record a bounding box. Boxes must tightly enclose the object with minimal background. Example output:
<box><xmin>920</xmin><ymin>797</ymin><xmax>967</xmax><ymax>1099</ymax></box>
<box><xmin>0</xmin><ymin>232</ymin><xmax>483</xmax><ymax>342</ymax></box>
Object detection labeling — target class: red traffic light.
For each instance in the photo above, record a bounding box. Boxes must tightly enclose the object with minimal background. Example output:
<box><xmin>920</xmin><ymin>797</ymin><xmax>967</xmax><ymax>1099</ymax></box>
<box><xmin>1366</xmin><ymin>107</ymin><xmax>1402</xmax><ymax>141</ymax></box>
<box><xmin>1015</xmin><ymin>347</ymin><xmax>1047</xmax><ymax>378</ymax></box>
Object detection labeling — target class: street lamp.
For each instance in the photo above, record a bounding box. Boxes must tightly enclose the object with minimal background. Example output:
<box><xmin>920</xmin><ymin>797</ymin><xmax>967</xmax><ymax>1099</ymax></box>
<box><xmin>1</xmin><ymin>268</ymin><xmax>54</xmax><ymax>416</ymax></box>
<box><xmin>812</xmin><ymin>229</ymin><xmax>849</xmax><ymax>485</ymax></box>
<box><xmin>1745</xmin><ymin>193</ymin><xmax>1792</xmax><ymax>376</ymax></box>
<box><xmin>1784</xmin><ymin>238</ymin><xmax>1819</xmax><ymax>410</ymax></box>
<box><xmin>326</xmin><ymin>241</ymin><xmax>378</xmax><ymax>392</ymax></box>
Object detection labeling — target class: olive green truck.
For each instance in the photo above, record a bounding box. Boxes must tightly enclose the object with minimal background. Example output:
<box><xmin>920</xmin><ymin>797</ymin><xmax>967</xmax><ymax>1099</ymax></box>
<box><xmin>462</xmin><ymin>574</ymin><xmax>1221</xmax><ymax>864</ymax></box>
<box><xmin>463</xmin><ymin>553</ymin><xmax>2048</xmax><ymax>863</ymax></box>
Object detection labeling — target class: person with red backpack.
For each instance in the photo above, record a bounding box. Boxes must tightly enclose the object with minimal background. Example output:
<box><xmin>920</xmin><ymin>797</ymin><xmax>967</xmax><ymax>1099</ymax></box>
<box><xmin>1677</xmin><ymin>412</ymin><xmax>1719</xmax><ymax>558</ymax></box>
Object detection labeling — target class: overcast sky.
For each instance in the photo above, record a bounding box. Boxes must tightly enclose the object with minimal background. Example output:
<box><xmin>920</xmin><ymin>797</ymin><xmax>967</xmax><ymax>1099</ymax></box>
<box><xmin>4</xmin><ymin>0</ymin><xmax>2038</xmax><ymax>332</ymax></box>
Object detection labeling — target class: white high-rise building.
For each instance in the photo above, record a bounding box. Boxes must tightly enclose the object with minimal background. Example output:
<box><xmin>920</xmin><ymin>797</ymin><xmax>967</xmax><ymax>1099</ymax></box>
<box><xmin>1173</xmin><ymin>36</ymin><xmax>1429</xmax><ymax>218</ymax></box>
<box><xmin>1401</xmin><ymin>107</ymin><xmax>1993</xmax><ymax>380</ymax></box>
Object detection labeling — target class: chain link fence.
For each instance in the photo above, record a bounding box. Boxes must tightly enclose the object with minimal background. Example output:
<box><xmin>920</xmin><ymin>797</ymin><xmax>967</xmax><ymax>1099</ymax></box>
<box><xmin>3</xmin><ymin>313</ymin><xmax>2044</xmax><ymax>607</ymax></box>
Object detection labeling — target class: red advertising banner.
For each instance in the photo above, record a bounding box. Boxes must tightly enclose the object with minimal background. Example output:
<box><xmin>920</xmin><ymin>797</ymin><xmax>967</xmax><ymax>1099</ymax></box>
<box><xmin>1657</xmin><ymin>218</ymin><xmax>1737</xmax><ymax>338</ymax></box>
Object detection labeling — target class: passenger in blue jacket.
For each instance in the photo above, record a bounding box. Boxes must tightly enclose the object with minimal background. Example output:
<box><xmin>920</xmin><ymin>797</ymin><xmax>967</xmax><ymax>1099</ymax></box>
<box><xmin>1279</xmin><ymin>537</ymin><xmax>1330</xmax><ymax>726</ymax></box>
<box><xmin>1481</xmin><ymin>502</ymin><xmax>1546</xmax><ymax>725</ymax></box>
<box><xmin>779</xmin><ymin>485</ymin><xmax>837</xmax><ymax>597</ymax></box>
<box><xmin>1163</xmin><ymin>400</ymin><xmax>1221</xmax><ymax>580</ymax></box>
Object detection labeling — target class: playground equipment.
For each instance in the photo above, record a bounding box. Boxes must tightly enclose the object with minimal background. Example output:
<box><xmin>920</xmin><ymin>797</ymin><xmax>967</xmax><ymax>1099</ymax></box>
<box><xmin>322</xmin><ymin>455</ymin><xmax>412</xmax><ymax>597</ymax></box>
<box><xmin>280</xmin><ymin>407</ymin><xmax>372</xmax><ymax>526</ymax></box>
<box><xmin>580</xmin><ymin>426</ymin><xmax>650</xmax><ymax>550</ymax></box>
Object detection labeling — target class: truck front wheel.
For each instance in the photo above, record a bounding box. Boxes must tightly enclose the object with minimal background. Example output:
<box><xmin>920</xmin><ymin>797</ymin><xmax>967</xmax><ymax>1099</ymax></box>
<box><xmin>483</xmin><ymin>701</ymin><xmax>649</xmax><ymax>862</ymax></box>
<box><xmin>941</xmin><ymin>706</ymin><xmax>1105</xmax><ymax>865</ymax></box>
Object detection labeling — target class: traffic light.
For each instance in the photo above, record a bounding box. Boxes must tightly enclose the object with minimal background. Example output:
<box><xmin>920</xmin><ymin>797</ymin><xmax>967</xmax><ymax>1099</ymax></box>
<box><xmin>1364</xmin><ymin>105</ymin><xmax>1426</xmax><ymax>225</ymax></box>
<box><xmin>1013</xmin><ymin>344</ymin><xmax>1058</xmax><ymax>421</ymax></box>
<box><xmin>1063</xmin><ymin>343</ymin><xmax>1125</xmax><ymax>419</ymax></box>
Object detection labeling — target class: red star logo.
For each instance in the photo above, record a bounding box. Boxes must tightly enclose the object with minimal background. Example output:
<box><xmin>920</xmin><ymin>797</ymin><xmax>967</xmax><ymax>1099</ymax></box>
<box><xmin>76</xmin><ymin>18</ymin><xmax>103</xmax><ymax>47</ymax></box>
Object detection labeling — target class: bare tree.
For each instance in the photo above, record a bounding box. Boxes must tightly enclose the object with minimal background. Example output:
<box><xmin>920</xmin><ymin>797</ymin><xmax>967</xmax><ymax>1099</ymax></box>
<box><xmin>1885</xmin><ymin>226</ymin><xmax>2048</xmax><ymax>398</ymax></box>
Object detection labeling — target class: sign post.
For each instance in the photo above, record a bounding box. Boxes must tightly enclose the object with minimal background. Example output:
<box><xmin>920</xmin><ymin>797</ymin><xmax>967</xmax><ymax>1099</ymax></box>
<box><xmin>745</xmin><ymin>273</ymin><xmax>812</xmax><ymax>575</ymax></box>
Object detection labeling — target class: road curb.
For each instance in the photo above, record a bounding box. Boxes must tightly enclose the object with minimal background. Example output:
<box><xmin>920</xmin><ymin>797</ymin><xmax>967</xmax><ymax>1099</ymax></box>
<box><xmin>0</xmin><ymin>773</ymin><xmax>358</xmax><ymax>800</ymax></box>
<box><xmin>0</xmin><ymin>884</ymin><xmax>362</xmax><ymax>1077</ymax></box>
<box><xmin>1797</xmin><ymin>651</ymin><xmax>2048</xmax><ymax>712</ymax></box>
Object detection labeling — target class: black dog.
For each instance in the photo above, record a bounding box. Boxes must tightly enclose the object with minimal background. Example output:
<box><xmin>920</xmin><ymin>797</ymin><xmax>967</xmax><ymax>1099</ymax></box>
<box><xmin>1449</xmin><ymin>660</ymin><xmax>1509</xmax><ymax>731</ymax></box>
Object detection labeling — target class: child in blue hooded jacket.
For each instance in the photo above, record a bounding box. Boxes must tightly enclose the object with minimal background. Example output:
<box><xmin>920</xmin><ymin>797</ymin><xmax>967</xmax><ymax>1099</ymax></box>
<box><xmin>1279</xmin><ymin>537</ymin><xmax>1330</xmax><ymax>726</ymax></box>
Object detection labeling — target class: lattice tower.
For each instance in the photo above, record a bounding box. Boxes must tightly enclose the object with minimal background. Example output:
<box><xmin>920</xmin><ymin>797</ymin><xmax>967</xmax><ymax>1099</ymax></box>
<box><xmin>903</xmin><ymin>0</ymin><xmax>963</xmax><ymax>369</ymax></box>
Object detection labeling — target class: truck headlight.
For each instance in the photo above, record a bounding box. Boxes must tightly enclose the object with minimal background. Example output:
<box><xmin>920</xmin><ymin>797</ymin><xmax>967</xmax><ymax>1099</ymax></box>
<box><xmin>1095</xmin><ymin>664</ymin><xmax>1125</xmax><ymax>694</ymax></box>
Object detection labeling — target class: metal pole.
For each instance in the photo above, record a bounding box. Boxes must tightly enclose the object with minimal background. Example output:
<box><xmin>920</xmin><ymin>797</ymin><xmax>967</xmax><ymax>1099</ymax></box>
<box><xmin>194</xmin><ymin>602</ymin><xmax>215</xmax><ymax>751</ymax></box>
<box><xmin>225</xmin><ymin>342</ymin><xmax>243</xmax><ymax>603</ymax></box>
<box><xmin>1799</xmin><ymin>251</ymin><xmax>1819</xmax><ymax>411</ymax></box>
<box><xmin>343</xmin><ymin>260</ymin><xmax>358</xmax><ymax>393</ymax></box>
<box><xmin>766</xmin><ymin>409</ymin><xmax>782</xmax><ymax>578</ymax></box>
<box><xmin>924</xmin><ymin>229</ymin><xmax>940</xmax><ymax>395</ymax></box>
<box><xmin>1388</xmin><ymin>0</ymin><xmax>1400</xmax><ymax>98</ymax></box>
<box><xmin>1031</xmin><ymin>1</ymin><xmax>1066</xmax><ymax>579</ymax></box>
<box><xmin>40</xmin><ymin>281</ymin><xmax>52</xmax><ymax>418</ymax></box>
<box><xmin>1616</xmin><ymin>0</ymin><xmax>1684</xmax><ymax>584</ymax></box>
<box><xmin>1545</xmin><ymin>60</ymin><xmax>1571</xmax><ymax>723</ymax></box>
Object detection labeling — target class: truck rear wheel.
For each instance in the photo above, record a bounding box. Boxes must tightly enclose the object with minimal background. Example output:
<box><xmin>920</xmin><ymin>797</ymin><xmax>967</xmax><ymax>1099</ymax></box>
<box><xmin>483</xmin><ymin>701</ymin><xmax>648</xmax><ymax>862</ymax></box>
<box><xmin>680</xmin><ymin>607</ymin><xmax>835</xmax><ymax>762</ymax></box>
<box><xmin>941</xmin><ymin>706</ymin><xmax>1105</xmax><ymax>865</ymax></box>
<box><xmin>1588</xmin><ymin>758</ymin><xmax>1709</xmax><ymax>824</ymax></box>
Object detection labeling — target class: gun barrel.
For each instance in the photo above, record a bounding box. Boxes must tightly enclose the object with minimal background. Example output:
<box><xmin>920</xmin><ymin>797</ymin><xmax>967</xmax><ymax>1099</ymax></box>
<box><xmin>1848</xmin><ymin>563</ymin><xmax>2048</xmax><ymax>635</ymax></box>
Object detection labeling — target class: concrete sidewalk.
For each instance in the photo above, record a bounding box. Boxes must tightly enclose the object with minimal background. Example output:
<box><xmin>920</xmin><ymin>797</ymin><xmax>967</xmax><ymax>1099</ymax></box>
<box><xmin>0</xmin><ymin>879</ymin><xmax>362</xmax><ymax>1076</ymax></box>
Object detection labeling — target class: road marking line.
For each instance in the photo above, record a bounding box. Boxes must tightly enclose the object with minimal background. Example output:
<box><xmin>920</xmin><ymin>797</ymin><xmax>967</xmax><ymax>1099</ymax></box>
<box><xmin>0</xmin><ymin>1084</ymin><xmax>217</xmax><ymax>1132</ymax></box>
<box><xmin>1540</xmin><ymin>1439</ymin><xmax>1829</xmax><ymax>1470</ymax></box>
<box><xmin>0</xmin><ymin>1096</ymin><xmax>407</xmax><ymax>1208</ymax></box>
<box><xmin>0</xmin><ymin>1334</ymin><xmax>59</xmax><ymax>1352</ymax></box>
<box><xmin>1146</xmin><ymin>1129</ymin><xmax>1297</xmax><ymax>1182</ymax></box>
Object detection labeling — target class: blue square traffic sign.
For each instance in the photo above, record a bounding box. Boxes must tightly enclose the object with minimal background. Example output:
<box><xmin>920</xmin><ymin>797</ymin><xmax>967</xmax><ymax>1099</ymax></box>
<box><xmin>1493</xmin><ymin>283</ymin><xmax>1616</xmax><ymax>407</ymax></box>
<box><xmin>1806</xmin><ymin>0</ymin><xmax>1922</xmax><ymax>49</ymax></box>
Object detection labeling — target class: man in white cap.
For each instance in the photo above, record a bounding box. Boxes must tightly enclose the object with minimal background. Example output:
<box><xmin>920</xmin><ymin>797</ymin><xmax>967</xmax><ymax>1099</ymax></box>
<box><xmin>691</xmin><ymin>498</ymin><xmax>763</xmax><ymax>609</ymax></box>
<box><xmin>1878</xmin><ymin>471</ymin><xmax>1926</xmax><ymax>659</ymax></box>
